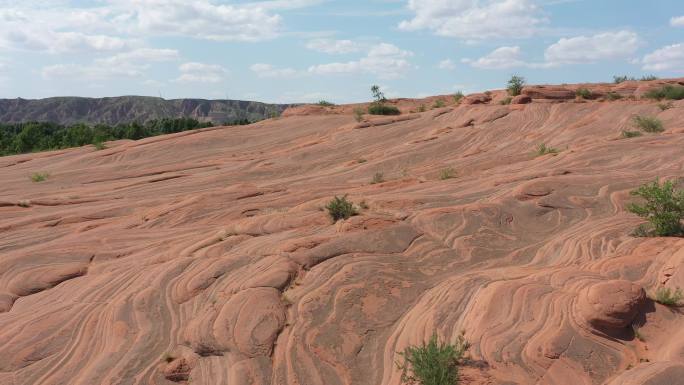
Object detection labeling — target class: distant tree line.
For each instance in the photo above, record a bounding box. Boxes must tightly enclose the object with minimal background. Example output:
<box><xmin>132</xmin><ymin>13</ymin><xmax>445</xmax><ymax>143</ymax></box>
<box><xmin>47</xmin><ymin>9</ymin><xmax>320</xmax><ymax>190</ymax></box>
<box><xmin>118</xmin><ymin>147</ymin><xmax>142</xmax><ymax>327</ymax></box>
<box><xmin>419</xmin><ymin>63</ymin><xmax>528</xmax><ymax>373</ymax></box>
<box><xmin>0</xmin><ymin>117</ymin><xmax>252</xmax><ymax>156</ymax></box>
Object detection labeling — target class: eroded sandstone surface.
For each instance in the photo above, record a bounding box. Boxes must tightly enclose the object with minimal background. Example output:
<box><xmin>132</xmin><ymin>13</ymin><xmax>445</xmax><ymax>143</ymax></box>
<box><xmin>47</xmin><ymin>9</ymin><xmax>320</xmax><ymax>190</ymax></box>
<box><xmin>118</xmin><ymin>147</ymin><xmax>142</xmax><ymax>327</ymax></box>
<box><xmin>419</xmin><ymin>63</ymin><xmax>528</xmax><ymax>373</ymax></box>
<box><xmin>1</xmin><ymin>80</ymin><xmax>683</xmax><ymax>385</ymax></box>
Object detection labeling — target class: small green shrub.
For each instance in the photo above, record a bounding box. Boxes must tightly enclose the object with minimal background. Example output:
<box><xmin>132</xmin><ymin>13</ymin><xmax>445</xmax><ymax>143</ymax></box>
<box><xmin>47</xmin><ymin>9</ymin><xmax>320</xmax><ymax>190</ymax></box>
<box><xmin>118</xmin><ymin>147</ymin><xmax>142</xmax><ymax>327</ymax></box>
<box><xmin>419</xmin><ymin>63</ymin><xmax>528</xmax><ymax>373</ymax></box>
<box><xmin>325</xmin><ymin>195</ymin><xmax>358</xmax><ymax>222</ymax></box>
<box><xmin>627</xmin><ymin>179</ymin><xmax>684</xmax><ymax>236</ymax></box>
<box><xmin>398</xmin><ymin>332</ymin><xmax>469</xmax><ymax>385</ymax></box>
<box><xmin>606</xmin><ymin>92</ymin><xmax>622</xmax><ymax>101</ymax></box>
<box><xmin>657</xmin><ymin>101</ymin><xmax>674</xmax><ymax>111</ymax></box>
<box><xmin>632</xmin><ymin>116</ymin><xmax>664</xmax><ymax>133</ymax></box>
<box><xmin>30</xmin><ymin>172</ymin><xmax>50</xmax><ymax>182</ymax></box>
<box><xmin>368</xmin><ymin>104</ymin><xmax>401</xmax><ymax>115</ymax></box>
<box><xmin>640</xmin><ymin>75</ymin><xmax>658</xmax><ymax>81</ymax></box>
<box><xmin>433</xmin><ymin>99</ymin><xmax>445</xmax><ymax>109</ymax></box>
<box><xmin>621</xmin><ymin>130</ymin><xmax>643</xmax><ymax>138</ymax></box>
<box><xmin>535</xmin><ymin>143</ymin><xmax>559</xmax><ymax>156</ymax></box>
<box><xmin>317</xmin><ymin>100</ymin><xmax>335</xmax><ymax>107</ymax></box>
<box><xmin>614</xmin><ymin>75</ymin><xmax>634</xmax><ymax>84</ymax></box>
<box><xmin>357</xmin><ymin>158</ymin><xmax>367</xmax><ymax>164</ymax></box>
<box><xmin>575</xmin><ymin>88</ymin><xmax>592</xmax><ymax>99</ymax></box>
<box><xmin>353</xmin><ymin>107</ymin><xmax>365</xmax><ymax>122</ymax></box>
<box><xmin>499</xmin><ymin>97</ymin><xmax>512</xmax><ymax>105</ymax></box>
<box><xmin>507</xmin><ymin>75</ymin><xmax>525</xmax><ymax>96</ymax></box>
<box><xmin>371</xmin><ymin>172</ymin><xmax>385</xmax><ymax>185</ymax></box>
<box><xmin>94</xmin><ymin>141</ymin><xmax>107</xmax><ymax>150</ymax></box>
<box><xmin>418</xmin><ymin>104</ymin><xmax>427</xmax><ymax>112</ymax></box>
<box><xmin>654</xmin><ymin>287</ymin><xmax>683</xmax><ymax>306</ymax></box>
<box><xmin>644</xmin><ymin>85</ymin><xmax>684</xmax><ymax>100</ymax></box>
<box><xmin>439</xmin><ymin>167</ymin><xmax>456</xmax><ymax>180</ymax></box>
<box><xmin>453</xmin><ymin>91</ymin><xmax>464</xmax><ymax>103</ymax></box>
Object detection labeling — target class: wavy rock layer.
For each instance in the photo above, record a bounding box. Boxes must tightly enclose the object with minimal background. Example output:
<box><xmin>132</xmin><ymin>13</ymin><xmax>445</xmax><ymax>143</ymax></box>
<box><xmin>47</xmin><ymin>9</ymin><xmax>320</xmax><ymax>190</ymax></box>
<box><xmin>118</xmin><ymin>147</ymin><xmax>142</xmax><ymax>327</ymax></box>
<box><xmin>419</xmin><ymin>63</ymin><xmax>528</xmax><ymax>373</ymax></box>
<box><xmin>1</xmin><ymin>86</ymin><xmax>683</xmax><ymax>385</ymax></box>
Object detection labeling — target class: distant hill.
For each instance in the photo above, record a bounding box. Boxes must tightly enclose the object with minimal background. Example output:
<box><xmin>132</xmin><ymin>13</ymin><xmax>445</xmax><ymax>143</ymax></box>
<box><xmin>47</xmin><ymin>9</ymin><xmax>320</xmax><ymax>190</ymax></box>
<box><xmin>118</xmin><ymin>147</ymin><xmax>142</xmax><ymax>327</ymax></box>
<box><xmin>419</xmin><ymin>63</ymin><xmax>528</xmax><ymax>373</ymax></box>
<box><xmin>0</xmin><ymin>96</ymin><xmax>294</xmax><ymax>125</ymax></box>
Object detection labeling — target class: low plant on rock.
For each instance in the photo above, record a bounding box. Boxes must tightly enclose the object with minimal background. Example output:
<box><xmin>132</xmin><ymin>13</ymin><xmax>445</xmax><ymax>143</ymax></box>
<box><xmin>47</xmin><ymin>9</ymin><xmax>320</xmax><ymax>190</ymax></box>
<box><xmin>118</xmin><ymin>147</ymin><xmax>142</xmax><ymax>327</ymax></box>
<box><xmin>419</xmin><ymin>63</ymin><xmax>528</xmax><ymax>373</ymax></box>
<box><xmin>627</xmin><ymin>179</ymin><xmax>684</xmax><ymax>236</ymax></box>
<box><xmin>644</xmin><ymin>85</ymin><xmax>684</xmax><ymax>100</ymax></box>
<box><xmin>575</xmin><ymin>88</ymin><xmax>592</xmax><ymax>99</ymax></box>
<box><xmin>654</xmin><ymin>287</ymin><xmax>683</xmax><ymax>306</ymax></box>
<box><xmin>433</xmin><ymin>99</ymin><xmax>445</xmax><ymax>109</ymax></box>
<box><xmin>317</xmin><ymin>100</ymin><xmax>335</xmax><ymax>106</ymax></box>
<box><xmin>535</xmin><ymin>143</ymin><xmax>559</xmax><ymax>156</ymax></box>
<box><xmin>657</xmin><ymin>101</ymin><xmax>674</xmax><ymax>111</ymax></box>
<box><xmin>507</xmin><ymin>75</ymin><xmax>525</xmax><ymax>96</ymax></box>
<box><xmin>632</xmin><ymin>115</ymin><xmax>664</xmax><ymax>133</ymax></box>
<box><xmin>353</xmin><ymin>107</ymin><xmax>365</xmax><ymax>122</ymax></box>
<box><xmin>439</xmin><ymin>167</ymin><xmax>456</xmax><ymax>180</ymax></box>
<box><xmin>621</xmin><ymin>130</ymin><xmax>643</xmax><ymax>138</ymax></box>
<box><xmin>30</xmin><ymin>172</ymin><xmax>49</xmax><ymax>182</ymax></box>
<box><xmin>371</xmin><ymin>172</ymin><xmax>385</xmax><ymax>185</ymax></box>
<box><xmin>453</xmin><ymin>91</ymin><xmax>464</xmax><ymax>103</ymax></box>
<box><xmin>397</xmin><ymin>332</ymin><xmax>469</xmax><ymax>385</ymax></box>
<box><xmin>325</xmin><ymin>195</ymin><xmax>358</xmax><ymax>222</ymax></box>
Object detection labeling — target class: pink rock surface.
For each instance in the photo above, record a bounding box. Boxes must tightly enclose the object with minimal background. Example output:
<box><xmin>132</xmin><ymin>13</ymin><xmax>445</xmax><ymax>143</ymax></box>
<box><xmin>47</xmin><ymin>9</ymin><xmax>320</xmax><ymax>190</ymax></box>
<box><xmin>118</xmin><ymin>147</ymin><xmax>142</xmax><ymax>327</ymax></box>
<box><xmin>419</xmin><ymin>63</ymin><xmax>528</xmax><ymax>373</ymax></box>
<box><xmin>0</xmin><ymin>81</ymin><xmax>683</xmax><ymax>385</ymax></box>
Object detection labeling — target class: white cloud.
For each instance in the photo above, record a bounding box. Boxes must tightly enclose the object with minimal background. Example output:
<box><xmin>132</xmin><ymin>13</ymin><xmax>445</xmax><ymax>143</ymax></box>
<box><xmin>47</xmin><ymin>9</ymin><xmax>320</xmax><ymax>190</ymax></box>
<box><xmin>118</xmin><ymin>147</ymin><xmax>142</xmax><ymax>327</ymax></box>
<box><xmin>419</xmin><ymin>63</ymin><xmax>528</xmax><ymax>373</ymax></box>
<box><xmin>671</xmin><ymin>16</ymin><xmax>684</xmax><ymax>27</ymax></box>
<box><xmin>398</xmin><ymin>0</ymin><xmax>546</xmax><ymax>40</ymax></box>
<box><xmin>438</xmin><ymin>59</ymin><xmax>456</xmax><ymax>70</ymax></box>
<box><xmin>305</xmin><ymin>39</ymin><xmax>361</xmax><ymax>54</ymax></box>
<box><xmin>308</xmin><ymin>43</ymin><xmax>414</xmax><ymax>79</ymax></box>
<box><xmin>174</xmin><ymin>62</ymin><xmax>228</xmax><ymax>83</ymax></box>
<box><xmin>250</xmin><ymin>63</ymin><xmax>300</xmax><ymax>78</ymax></box>
<box><xmin>642</xmin><ymin>43</ymin><xmax>684</xmax><ymax>72</ymax></box>
<box><xmin>40</xmin><ymin>47</ymin><xmax>179</xmax><ymax>80</ymax></box>
<box><xmin>544</xmin><ymin>30</ymin><xmax>639</xmax><ymax>65</ymax></box>
<box><xmin>0</xmin><ymin>0</ymin><xmax>320</xmax><ymax>55</ymax></box>
<box><xmin>462</xmin><ymin>46</ymin><xmax>527</xmax><ymax>69</ymax></box>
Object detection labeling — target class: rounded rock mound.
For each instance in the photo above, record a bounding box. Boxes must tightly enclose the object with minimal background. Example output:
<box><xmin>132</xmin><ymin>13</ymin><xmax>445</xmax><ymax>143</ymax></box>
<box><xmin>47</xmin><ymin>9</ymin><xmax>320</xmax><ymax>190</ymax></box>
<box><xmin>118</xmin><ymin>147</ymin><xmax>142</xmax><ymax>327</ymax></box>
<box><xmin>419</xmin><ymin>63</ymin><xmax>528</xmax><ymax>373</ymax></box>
<box><xmin>578</xmin><ymin>280</ymin><xmax>645</xmax><ymax>330</ymax></box>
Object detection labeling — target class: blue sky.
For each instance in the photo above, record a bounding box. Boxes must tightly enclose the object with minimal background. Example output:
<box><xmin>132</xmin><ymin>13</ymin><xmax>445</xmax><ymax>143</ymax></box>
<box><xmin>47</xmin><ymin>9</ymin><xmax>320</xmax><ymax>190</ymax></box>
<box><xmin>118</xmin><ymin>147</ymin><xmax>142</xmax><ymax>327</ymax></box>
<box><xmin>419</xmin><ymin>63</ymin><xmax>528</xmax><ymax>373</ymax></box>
<box><xmin>0</xmin><ymin>0</ymin><xmax>683</xmax><ymax>103</ymax></box>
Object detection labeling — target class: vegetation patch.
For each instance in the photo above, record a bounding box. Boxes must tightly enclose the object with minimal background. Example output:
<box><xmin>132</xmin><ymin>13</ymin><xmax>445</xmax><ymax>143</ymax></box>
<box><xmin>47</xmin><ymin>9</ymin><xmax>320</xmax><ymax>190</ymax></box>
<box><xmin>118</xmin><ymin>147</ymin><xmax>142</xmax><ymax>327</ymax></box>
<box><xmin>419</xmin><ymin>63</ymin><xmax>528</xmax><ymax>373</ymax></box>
<box><xmin>499</xmin><ymin>97</ymin><xmax>512</xmax><ymax>105</ymax></box>
<box><xmin>0</xmin><ymin>118</ymin><xmax>219</xmax><ymax>157</ymax></box>
<box><xmin>433</xmin><ymin>99</ymin><xmax>446</xmax><ymax>109</ymax></box>
<box><xmin>325</xmin><ymin>195</ymin><xmax>358</xmax><ymax>222</ymax></box>
<box><xmin>439</xmin><ymin>167</ymin><xmax>456</xmax><ymax>180</ymax></box>
<box><xmin>371</xmin><ymin>172</ymin><xmax>385</xmax><ymax>185</ymax></box>
<box><xmin>632</xmin><ymin>115</ymin><xmax>664</xmax><ymax>133</ymax></box>
<box><xmin>621</xmin><ymin>130</ymin><xmax>643</xmax><ymax>139</ymax></box>
<box><xmin>605</xmin><ymin>92</ymin><xmax>622</xmax><ymax>101</ymax></box>
<box><xmin>453</xmin><ymin>91</ymin><xmax>464</xmax><ymax>103</ymax></box>
<box><xmin>654</xmin><ymin>287</ymin><xmax>683</xmax><ymax>306</ymax></box>
<box><xmin>317</xmin><ymin>100</ymin><xmax>335</xmax><ymax>106</ymax></box>
<box><xmin>644</xmin><ymin>85</ymin><xmax>684</xmax><ymax>100</ymax></box>
<box><xmin>657</xmin><ymin>101</ymin><xmax>674</xmax><ymax>111</ymax></box>
<box><xmin>535</xmin><ymin>143</ymin><xmax>559</xmax><ymax>156</ymax></box>
<box><xmin>628</xmin><ymin>179</ymin><xmax>684</xmax><ymax>236</ymax></box>
<box><xmin>397</xmin><ymin>332</ymin><xmax>469</xmax><ymax>385</ymax></box>
<box><xmin>30</xmin><ymin>172</ymin><xmax>50</xmax><ymax>182</ymax></box>
<box><xmin>353</xmin><ymin>107</ymin><xmax>365</xmax><ymax>122</ymax></box>
<box><xmin>507</xmin><ymin>75</ymin><xmax>525</xmax><ymax>96</ymax></box>
<box><xmin>575</xmin><ymin>88</ymin><xmax>593</xmax><ymax>99</ymax></box>
<box><xmin>368</xmin><ymin>85</ymin><xmax>400</xmax><ymax>116</ymax></box>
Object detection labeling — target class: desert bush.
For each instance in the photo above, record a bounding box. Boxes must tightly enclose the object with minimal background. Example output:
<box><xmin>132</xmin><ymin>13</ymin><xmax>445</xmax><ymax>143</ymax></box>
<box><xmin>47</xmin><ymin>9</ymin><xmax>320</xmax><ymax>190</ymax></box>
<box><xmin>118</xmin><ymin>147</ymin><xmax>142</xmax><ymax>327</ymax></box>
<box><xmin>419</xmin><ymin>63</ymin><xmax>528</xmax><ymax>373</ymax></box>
<box><xmin>325</xmin><ymin>195</ymin><xmax>358</xmax><ymax>221</ymax></box>
<box><xmin>657</xmin><ymin>101</ymin><xmax>674</xmax><ymax>111</ymax></box>
<box><xmin>418</xmin><ymin>104</ymin><xmax>427</xmax><ymax>112</ymax></box>
<box><xmin>357</xmin><ymin>158</ymin><xmax>367</xmax><ymax>164</ymax></box>
<box><xmin>30</xmin><ymin>172</ymin><xmax>49</xmax><ymax>182</ymax></box>
<box><xmin>654</xmin><ymin>287</ymin><xmax>683</xmax><ymax>306</ymax></box>
<box><xmin>507</xmin><ymin>75</ymin><xmax>525</xmax><ymax>96</ymax></box>
<box><xmin>439</xmin><ymin>167</ymin><xmax>456</xmax><ymax>180</ymax></box>
<box><xmin>368</xmin><ymin>104</ymin><xmax>401</xmax><ymax>115</ymax></box>
<box><xmin>632</xmin><ymin>116</ymin><xmax>664</xmax><ymax>133</ymax></box>
<box><xmin>535</xmin><ymin>143</ymin><xmax>559</xmax><ymax>156</ymax></box>
<box><xmin>398</xmin><ymin>332</ymin><xmax>469</xmax><ymax>385</ymax></box>
<box><xmin>575</xmin><ymin>88</ymin><xmax>592</xmax><ymax>99</ymax></box>
<box><xmin>499</xmin><ymin>97</ymin><xmax>512</xmax><ymax>105</ymax></box>
<box><xmin>614</xmin><ymin>75</ymin><xmax>634</xmax><ymax>84</ymax></box>
<box><xmin>453</xmin><ymin>91</ymin><xmax>464</xmax><ymax>103</ymax></box>
<box><xmin>621</xmin><ymin>130</ymin><xmax>643</xmax><ymax>138</ymax></box>
<box><xmin>606</xmin><ymin>92</ymin><xmax>622</xmax><ymax>101</ymax></box>
<box><xmin>640</xmin><ymin>75</ymin><xmax>658</xmax><ymax>81</ymax></box>
<box><xmin>644</xmin><ymin>85</ymin><xmax>684</xmax><ymax>100</ymax></box>
<box><xmin>93</xmin><ymin>140</ymin><xmax>107</xmax><ymax>150</ymax></box>
<box><xmin>317</xmin><ymin>100</ymin><xmax>335</xmax><ymax>106</ymax></box>
<box><xmin>353</xmin><ymin>107</ymin><xmax>365</xmax><ymax>122</ymax></box>
<box><xmin>368</xmin><ymin>85</ymin><xmax>400</xmax><ymax>115</ymax></box>
<box><xmin>433</xmin><ymin>99</ymin><xmax>445</xmax><ymax>109</ymax></box>
<box><xmin>627</xmin><ymin>179</ymin><xmax>684</xmax><ymax>236</ymax></box>
<box><xmin>371</xmin><ymin>172</ymin><xmax>385</xmax><ymax>185</ymax></box>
